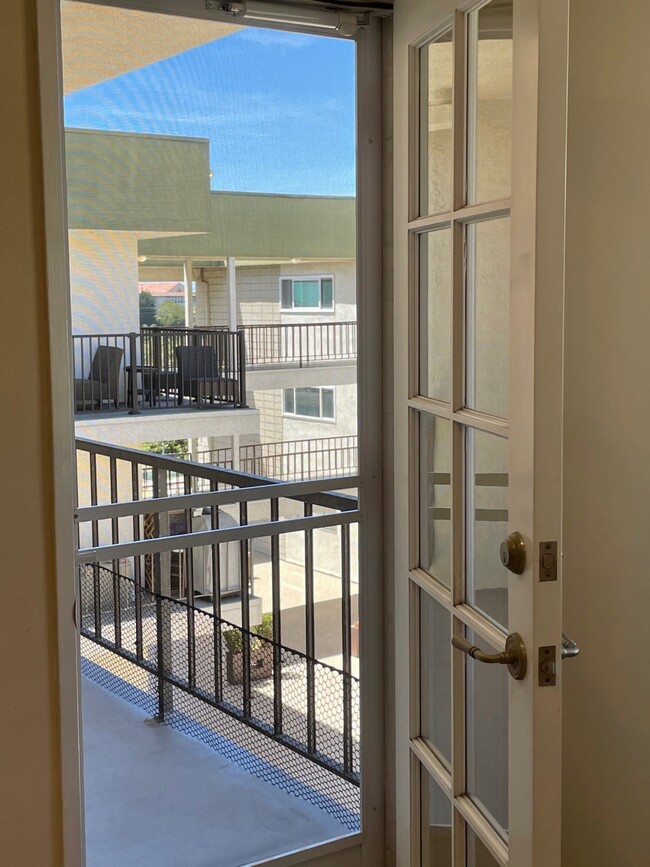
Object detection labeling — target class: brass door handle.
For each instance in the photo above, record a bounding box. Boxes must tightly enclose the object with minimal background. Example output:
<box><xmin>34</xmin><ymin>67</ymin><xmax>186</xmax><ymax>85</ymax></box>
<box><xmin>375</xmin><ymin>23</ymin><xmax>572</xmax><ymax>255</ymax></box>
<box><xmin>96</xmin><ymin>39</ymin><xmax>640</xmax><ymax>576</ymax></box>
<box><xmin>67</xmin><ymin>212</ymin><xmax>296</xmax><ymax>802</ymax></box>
<box><xmin>452</xmin><ymin>632</ymin><xmax>527</xmax><ymax>681</ymax></box>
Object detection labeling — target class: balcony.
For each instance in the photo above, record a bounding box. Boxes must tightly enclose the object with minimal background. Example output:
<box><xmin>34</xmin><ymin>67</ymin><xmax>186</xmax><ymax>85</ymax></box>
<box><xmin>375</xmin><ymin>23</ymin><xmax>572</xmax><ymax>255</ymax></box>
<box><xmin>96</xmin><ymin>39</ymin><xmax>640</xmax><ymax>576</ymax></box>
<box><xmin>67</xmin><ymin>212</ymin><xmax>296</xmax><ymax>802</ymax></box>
<box><xmin>76</xmin><ymin>438</ymin><xmax>361</xmax><ymax>863</ymax></box>
<box><xmin>83</xmin><ymin>677</ymin><xmax>348</xmax><ymax>867</ymax></box>
<box><xmin>73</xmin><ymin>327</ymin><xmax>247</xmax><ymax>416</ymax></box>
<box><xmin>72</xmin><ymin>322</ymin><xmax>358</xmax><ymax>418</ymax></box>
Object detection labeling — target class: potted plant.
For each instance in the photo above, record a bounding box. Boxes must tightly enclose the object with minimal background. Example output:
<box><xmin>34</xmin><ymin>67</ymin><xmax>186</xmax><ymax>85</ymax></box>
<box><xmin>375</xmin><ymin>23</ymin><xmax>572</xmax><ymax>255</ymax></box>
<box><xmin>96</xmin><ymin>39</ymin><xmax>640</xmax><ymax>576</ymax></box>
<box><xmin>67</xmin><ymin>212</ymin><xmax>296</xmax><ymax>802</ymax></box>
<box><xmin>224</xmin><ymin>613</ymin><xmax>274</xmax><ymax>685</ymax></box>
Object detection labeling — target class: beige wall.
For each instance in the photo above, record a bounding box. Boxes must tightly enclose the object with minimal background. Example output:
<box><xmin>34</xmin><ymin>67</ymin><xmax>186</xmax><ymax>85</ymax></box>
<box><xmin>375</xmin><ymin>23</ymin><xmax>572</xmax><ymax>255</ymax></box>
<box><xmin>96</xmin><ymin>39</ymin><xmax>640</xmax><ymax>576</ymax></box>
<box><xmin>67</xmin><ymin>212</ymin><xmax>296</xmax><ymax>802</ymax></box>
<box><xmin>562</xmin><ymin>2</ymin><xmax>650</xmax><ymax>863</ymax></box>
<box><xmin>69</xmin><ymin>229</ymin><xmax>140</xmax><ymax>337</ymax></box>
<box><xmin>0</xmin><ymin>1</ymin><xmax>63</xmax><ymax>864</ymax></box>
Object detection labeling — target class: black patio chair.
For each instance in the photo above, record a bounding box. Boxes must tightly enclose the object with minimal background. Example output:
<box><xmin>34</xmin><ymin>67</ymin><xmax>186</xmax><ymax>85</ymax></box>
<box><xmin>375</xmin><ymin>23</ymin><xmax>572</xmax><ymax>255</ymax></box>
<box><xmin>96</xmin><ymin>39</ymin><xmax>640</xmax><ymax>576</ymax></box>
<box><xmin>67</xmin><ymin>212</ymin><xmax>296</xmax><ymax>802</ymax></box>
<box><xmin>174</xmin><ymin>344</ymin><xmax>235</xmax><ymax>407</ymax></box>
<box><xmin>74</xmin><ymin>345</ymin><xmax>124</xmax><ymax>410</ymax></box>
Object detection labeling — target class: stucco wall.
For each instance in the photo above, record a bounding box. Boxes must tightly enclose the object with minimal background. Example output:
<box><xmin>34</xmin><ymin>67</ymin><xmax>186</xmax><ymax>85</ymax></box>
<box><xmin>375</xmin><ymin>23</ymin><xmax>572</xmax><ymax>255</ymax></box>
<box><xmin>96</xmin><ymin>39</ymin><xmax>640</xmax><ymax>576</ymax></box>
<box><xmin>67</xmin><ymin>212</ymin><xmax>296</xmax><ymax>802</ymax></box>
<box><xmin>0</xmin><ymin>2</ymin><xmax>64</xmax><ymax>864</ymax></box>
<box><xmin>69</xmin><ymin>229</ymin><xmax>139</xmax><ymax>338</ymax></box>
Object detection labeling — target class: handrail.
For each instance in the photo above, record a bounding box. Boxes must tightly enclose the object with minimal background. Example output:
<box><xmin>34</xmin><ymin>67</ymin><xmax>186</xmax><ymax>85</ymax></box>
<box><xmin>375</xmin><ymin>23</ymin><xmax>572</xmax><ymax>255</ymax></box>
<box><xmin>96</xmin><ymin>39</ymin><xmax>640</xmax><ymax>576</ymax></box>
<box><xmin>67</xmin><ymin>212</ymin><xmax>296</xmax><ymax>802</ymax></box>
<box><xmin>76</xmin><ymin>437</ymin><xmax>358</xmax><ymax>512</ymax></box>
<box><xmin>77</xmin><ymin>509</ymin><xmax>360</xmax><ymax>563</ymax></box>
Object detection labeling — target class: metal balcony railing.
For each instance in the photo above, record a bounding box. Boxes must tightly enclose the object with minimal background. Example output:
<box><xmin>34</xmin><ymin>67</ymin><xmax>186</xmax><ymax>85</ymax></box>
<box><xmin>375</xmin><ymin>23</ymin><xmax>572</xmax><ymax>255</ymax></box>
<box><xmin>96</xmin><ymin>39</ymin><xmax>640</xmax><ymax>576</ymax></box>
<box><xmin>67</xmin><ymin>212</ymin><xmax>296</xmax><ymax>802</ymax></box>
<box><xmin>75</xmin><ymin>438</ymin><xmax>361</xmax><ymax>824</ymax></box>
<box><xmin>239</xmin><ymin>435</ymin><xmax>358</xmax><ymax>481</ymax></box>
<box><xmin>242</xmin><ymin>322</ymin><xmax>357</xmax><ymax>367</ymax></box>
<box><xmin>72</xmin><ymin>327</ymin><xmax>247</xmax><ymax>414</ymax></box>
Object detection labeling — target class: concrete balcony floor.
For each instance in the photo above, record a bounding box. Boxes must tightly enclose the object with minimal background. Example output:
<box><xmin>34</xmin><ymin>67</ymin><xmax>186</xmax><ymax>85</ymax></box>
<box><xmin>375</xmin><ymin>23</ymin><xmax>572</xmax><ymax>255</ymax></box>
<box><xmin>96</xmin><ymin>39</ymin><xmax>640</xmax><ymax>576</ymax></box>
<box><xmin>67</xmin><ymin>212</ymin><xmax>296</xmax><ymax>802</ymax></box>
<box><xmin>83</xmin><ymin>677</ymin><xmax>347</xmax><ymax>867</ymax></box>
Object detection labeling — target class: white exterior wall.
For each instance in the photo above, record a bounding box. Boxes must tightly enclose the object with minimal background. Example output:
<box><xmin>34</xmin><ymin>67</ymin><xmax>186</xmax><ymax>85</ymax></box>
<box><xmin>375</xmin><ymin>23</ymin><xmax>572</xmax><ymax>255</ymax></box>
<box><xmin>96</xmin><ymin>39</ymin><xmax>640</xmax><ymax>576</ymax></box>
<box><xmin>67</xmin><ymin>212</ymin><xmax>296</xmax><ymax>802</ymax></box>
<box><xmin>69</xmin><ymin>229</ymin><xmax>139</xmax><ymax>336</ymax></box>
<box><xmin>198</xmin><ymin>260</ymin><xmax>356</xmax><ymax>328</ymax></box>
<box><xmin>201</xmin><ymin>265</ymin><xmax>283</xmax><ymax>327</ymax></box>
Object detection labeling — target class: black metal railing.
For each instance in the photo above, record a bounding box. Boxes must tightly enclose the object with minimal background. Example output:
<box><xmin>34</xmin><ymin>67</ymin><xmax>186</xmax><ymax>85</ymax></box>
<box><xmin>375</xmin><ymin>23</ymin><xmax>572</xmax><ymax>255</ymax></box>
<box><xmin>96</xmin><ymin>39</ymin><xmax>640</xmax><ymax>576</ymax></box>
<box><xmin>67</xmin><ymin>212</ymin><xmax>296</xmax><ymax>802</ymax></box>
<box><xmin>79</xmin><ymin>563</ymin><xmax>360</xmax><ymax>783</ymax></box>
<box><xmin>72</xmin><ymin>327</ymin><xmax>246</xmax><ymax>414</ymax></box>
<box><xmin>239</xmin><ymin>436</ymin><xmax>358</xmax><ymax>482</ymax></box>
<box><xmin>143</xmin><ymin>435</ymin><xmax>358</xmax><ymax>488</ymax></box>
<box><xmin>75</xmin><ymin>438</ymin><xmax>361</xmax><ymax>786</ymax></box>
<box><xmin>242</xmin><ymin>322</ymin><xmax>356</xmax><ymax>367</ymax></box>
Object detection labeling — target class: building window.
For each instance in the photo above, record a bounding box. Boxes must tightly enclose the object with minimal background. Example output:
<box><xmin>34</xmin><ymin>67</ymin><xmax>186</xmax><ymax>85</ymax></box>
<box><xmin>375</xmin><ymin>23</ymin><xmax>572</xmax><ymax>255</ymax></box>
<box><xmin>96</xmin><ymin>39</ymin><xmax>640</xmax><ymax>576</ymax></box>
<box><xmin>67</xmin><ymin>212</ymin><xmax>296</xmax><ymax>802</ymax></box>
<box><xmin>280</xmin><ymin>276</ymin><xmax>334</xmax><ymax>311</ymax></box>
<box><xmin>283</xmin><ymin>387</ymin><xmax>335</xmax><ymax>420</ymax></box>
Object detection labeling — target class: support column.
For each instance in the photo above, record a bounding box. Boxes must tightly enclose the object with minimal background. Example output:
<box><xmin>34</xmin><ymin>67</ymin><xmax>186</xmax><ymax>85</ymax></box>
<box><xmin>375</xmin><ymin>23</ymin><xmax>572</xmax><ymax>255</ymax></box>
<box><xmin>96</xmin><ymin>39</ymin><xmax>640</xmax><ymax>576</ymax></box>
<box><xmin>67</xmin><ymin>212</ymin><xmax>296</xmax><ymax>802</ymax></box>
<box><xmin>231</xmin><ymin>433</ymin><xmax>241</xmax><ymax>470</ymax></box>
<box><xmin>226</xmin><ymin>256</ymin><xmax>237</xmax><ymax>331</ymax></box>
<box><xmin>183</xmin><ymin>258</ymin><xmax>193</xmax><ymax>327</ymax></box>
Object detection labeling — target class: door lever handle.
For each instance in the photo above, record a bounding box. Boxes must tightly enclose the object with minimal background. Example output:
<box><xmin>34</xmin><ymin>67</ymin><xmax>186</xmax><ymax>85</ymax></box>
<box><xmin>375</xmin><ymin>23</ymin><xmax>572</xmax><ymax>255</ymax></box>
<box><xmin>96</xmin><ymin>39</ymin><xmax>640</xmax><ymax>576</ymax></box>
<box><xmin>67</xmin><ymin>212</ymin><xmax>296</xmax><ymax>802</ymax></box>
<box><xmin>561</xmin><ymin>632</ymin><xmax>580</xmax><ymax>659</ymax></box>
<box><xmin>451</xmin><ymin>632</ymin><xmax>527</xmax><ymax>681</ymax></box>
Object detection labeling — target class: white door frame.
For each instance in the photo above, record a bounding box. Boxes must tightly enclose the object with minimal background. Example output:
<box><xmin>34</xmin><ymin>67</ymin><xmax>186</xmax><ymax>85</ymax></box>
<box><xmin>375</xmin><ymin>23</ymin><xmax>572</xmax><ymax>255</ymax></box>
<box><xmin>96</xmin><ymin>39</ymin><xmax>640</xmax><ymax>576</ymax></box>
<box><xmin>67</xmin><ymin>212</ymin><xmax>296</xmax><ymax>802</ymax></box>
<box><xmin>36</xmin><ymin>2</ymin><xmax>385</xmax><ymax>865</ymax></box>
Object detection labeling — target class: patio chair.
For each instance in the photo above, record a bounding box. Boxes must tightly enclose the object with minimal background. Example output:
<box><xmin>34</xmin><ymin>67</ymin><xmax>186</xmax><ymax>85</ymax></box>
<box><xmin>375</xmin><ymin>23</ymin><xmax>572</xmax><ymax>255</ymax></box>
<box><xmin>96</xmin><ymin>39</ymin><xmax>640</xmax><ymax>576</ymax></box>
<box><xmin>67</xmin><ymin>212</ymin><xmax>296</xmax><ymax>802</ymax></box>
<box><xmin>74</xmin><ymin>345</ymin><xmax>124</xmax><ymax>410</ymax></box>
<box><xmin>174</xmin><ymin>344</ymin><xmax>235</xmax><ymax>407</ymax></box>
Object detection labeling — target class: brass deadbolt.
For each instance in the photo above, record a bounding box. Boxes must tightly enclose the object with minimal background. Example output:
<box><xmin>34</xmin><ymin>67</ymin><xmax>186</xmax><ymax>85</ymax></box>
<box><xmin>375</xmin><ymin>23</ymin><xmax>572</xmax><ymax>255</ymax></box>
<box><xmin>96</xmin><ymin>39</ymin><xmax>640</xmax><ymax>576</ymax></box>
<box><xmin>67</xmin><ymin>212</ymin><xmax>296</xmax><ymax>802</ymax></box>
<box><xmin>500</xmin><ymin>531</ymin><xmax>526</xmax><ymax>574</ymax></box>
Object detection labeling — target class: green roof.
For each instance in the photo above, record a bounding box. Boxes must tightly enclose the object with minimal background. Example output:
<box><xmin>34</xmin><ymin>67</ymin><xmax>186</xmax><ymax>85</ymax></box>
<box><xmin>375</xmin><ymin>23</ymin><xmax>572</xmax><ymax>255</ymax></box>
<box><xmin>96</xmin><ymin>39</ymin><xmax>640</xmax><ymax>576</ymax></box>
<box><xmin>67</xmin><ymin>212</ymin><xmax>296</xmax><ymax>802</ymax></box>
<box><xmin>65</xmin><ymin>128</ymin><xmax>355</xmax><ymax>258</ymax></box>
<box><xmin>138</xmin><ymin>191</ymin><xmax>356</xmax><ymax>260</ymax></box>
<box><xmin>65</xmin><ymin>129</ymin><xmax>212</xmax><ymax>233</ymax></box>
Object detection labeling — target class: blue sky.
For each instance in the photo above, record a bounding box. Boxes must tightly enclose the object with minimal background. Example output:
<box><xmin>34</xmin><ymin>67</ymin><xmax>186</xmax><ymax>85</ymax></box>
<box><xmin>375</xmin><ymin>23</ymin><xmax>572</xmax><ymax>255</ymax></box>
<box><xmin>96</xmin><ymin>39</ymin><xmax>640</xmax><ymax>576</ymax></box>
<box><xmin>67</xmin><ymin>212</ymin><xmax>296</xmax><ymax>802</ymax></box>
<box><xmin>64</xmin><ymin>27</ymin><xmax>356</xmax><ymax>197</ymax></box>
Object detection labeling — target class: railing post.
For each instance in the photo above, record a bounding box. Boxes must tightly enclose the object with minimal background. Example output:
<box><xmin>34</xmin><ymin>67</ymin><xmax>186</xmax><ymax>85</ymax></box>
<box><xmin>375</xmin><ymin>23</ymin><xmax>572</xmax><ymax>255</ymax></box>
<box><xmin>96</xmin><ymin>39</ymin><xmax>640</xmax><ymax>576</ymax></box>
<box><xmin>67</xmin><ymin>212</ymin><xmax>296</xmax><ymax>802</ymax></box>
<box><xmin>238</xmin><ymin>328</ymin><xmax>247</xmax><ymax>407</ymax></box>
<box><xmin>153</xmin><ymin>468</ymin><xmax>173</xmax><ymax>720</ymax></box>
<box><xmin>128</xmin><ymin>331</ymin><xmax>140</xmax><ymax>414</ymax></box>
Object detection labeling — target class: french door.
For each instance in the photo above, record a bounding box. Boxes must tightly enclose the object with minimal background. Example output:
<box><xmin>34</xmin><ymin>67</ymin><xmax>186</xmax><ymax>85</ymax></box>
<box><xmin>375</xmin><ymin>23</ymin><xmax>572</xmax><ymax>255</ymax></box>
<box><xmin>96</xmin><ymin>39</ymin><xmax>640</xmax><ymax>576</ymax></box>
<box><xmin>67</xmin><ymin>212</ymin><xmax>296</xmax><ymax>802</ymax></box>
<box><xmin>392</xmin><ymin>0</ymin><xmax>569</xmax><ymax>865</ymax></box>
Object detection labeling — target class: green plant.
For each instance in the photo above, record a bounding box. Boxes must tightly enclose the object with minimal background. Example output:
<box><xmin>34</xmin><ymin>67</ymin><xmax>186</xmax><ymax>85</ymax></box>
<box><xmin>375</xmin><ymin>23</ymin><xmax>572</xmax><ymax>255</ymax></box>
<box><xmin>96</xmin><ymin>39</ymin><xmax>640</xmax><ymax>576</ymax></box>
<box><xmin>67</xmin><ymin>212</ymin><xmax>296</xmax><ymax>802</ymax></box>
<box><xmin>256</xmin><ymin>612</ymin><xmax>274</xmax><ymax>641</ymax></box>
<box><xmin>224</xmin><ymin>627</ymin><xmax>243</xmax><ymax>654</ymax></box>
<box><xmin>223</xmin><ymin>614</ymin><xmax>273</xmax><ymax>655</ymax></box>
<box><xmin>155</xmin><ymin>300</ymin><xmax>186</xmax><ymax>327</ymax></box>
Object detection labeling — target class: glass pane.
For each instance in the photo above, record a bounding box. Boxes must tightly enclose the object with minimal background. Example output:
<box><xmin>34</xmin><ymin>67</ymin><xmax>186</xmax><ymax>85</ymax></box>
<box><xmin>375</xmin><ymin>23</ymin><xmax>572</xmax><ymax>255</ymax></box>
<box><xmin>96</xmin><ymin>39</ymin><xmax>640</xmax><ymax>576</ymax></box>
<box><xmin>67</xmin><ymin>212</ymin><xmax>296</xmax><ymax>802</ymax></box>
<box><xmin>468</xmin><ymin>0</ymin><xmax>513</xmax><ymax>204</ymax></box>
<box><xmin>283</xmin><ymin>388</ymin><xmax>294</xmax><ymax>413</ymax></box>
<box><xmin>467</xmin><ymin>827</ymin><xmax>502</xmax><ymax>867</ymax></box>
<box><xmin>322</xmin><ymin>388</ymin><xmax>334</xmax><ymax>419</ymax></box>
<box><xmin>321</xmin><ymin>278</ymin><xmax>333</xmax><ymax>308</ymax></box>
<box><xmin>465</xmin><ymin>217</ymin><xmax>510</xmax><ymax>418</ymax></box>
<box><xmin>281</xmin><ymin>278</ymin><xmax>293</xmax><ymax>309</ymax></box>
<box><xmin>294</xmin><ymin>387</ymin><xmax>321</xmax><ymax>417</ymax></box>
<box><xmin>420</xmin><ymin>30</ymin><xmax>453</xmax><ymax>215</ymax></box>
<box><xmin>293</xmin><ymin>280</ymin><xmax>321</xmax><ymax>308</ymax></box>
<box><xmin>419</xmin><ymin>228</ymin><xmax>452</xmax><ymax>402</ymax></box>
<box><xmin>466</xmin><ymin>628</ymin><xmax>508</xmax><ymax>835</ymax></box>
<box><xmin>465</xmin><ymin>428</ymin><xmax>508</xmax><ymax>628</ymax></box>
<box><xmin>419</xmin><ymin>414</ymin><xmax>452</xmax><ymax>588</ymax></box>
<box><xmin>420</xmin><ymin>768</ymin><xmax>452</xmax><ymax>866</ymax></box>
<box><xmin>419</xmin><ymin>592</ymin><xmax>451</xmax><ymax>766</ymax></box>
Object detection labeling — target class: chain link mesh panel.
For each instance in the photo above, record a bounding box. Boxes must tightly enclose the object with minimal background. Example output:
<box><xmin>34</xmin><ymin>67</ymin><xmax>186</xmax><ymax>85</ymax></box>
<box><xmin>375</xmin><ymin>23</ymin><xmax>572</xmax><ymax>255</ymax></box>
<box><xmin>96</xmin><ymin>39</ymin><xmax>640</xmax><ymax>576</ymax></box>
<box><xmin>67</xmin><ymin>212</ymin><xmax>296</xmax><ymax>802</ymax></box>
<box><xmin>79</xmin><ymin>564</ymin><xmax>360</xmax><ymax>830</ymax></box>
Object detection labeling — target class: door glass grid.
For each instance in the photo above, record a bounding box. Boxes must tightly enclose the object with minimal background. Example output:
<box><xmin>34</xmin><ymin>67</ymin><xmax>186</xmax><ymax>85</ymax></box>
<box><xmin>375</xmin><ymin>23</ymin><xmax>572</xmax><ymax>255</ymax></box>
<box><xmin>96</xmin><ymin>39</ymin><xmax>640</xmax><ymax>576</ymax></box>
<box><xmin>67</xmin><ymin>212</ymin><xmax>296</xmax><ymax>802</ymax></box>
<box><xmin>409</xmin><ymin>3</ymin><xmax>513</xmax><ymax>864</ymax></box>
<box><xmin>420</xmin><ymin>29</ymin><xmax>454</xmax><ymax>217</ymax></box>
<box><xmin>464</xmin><ymin>217</ymin><xmax>510</xmax><ymax>418</ymax></box>
<box><xmin>418</xmin><ymin>413</ymin><xmax>452</xmax><ymax>589</ymax></box>
<box><xmin>465</xmin><ymin>629</ymin><xmax>509</xmax><ymax>835</ymax></box>
<box><xmin>465</xmin><ymin>428</ymin><xmax>508</xmax><ymax>629</ymax></box>
<box><xmin>467</xmin><ymin>0</ymin><xmax>513</xmax><ymax>205</ymax></box>
<box><xmin>419</xmin><ymin>590</ymin><xmax>452</xmax><ymax>766</ymax></box>
<box><xmin>419</xmin><ymin>764</ymin><xmax>453</xmax><ymax>866</ymax></box>
<box><xmin>419</xmin><ymin>228</ymin><xmax>452</xmax><ymax>402</ymax></box>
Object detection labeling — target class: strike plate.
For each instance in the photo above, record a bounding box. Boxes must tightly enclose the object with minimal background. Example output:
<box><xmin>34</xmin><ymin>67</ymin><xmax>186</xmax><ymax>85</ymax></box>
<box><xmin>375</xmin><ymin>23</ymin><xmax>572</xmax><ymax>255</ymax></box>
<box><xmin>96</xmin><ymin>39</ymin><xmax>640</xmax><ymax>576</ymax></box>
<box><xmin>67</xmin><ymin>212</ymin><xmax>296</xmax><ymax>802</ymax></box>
<box><xmin>538</xmin><ymin>645</ymin><xmax>557</xmax><ymax>687</ymax></box>
<box><xmin>539</xmin><ymin>541</ymin><xmax>558</xmax><ymax>581</ymax></box>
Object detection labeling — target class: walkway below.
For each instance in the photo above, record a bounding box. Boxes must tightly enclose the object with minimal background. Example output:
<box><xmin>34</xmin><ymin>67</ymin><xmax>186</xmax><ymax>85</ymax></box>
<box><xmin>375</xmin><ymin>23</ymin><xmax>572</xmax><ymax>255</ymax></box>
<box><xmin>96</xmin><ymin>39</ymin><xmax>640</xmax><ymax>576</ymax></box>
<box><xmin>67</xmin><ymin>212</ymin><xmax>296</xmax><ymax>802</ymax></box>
<box><xmin>83</xmin><ymin>677</ymin><xmax>347</xmax><ymax>867</ymax></box>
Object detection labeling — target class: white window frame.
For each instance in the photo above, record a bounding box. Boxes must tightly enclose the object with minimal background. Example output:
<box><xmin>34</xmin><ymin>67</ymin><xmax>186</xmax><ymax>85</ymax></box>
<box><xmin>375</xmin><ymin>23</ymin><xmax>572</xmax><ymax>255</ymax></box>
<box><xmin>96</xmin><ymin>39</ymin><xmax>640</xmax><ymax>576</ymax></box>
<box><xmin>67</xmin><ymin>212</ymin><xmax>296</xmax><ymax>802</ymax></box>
<box><xmin>279</xmin><ymin>275</ymin><xmax>335</xmax><ymax>312</ymax></box>
<box><xmin>282</xmin><ymin>386</ymin><xmax>336</xmax><ymax>422</ymax></box>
